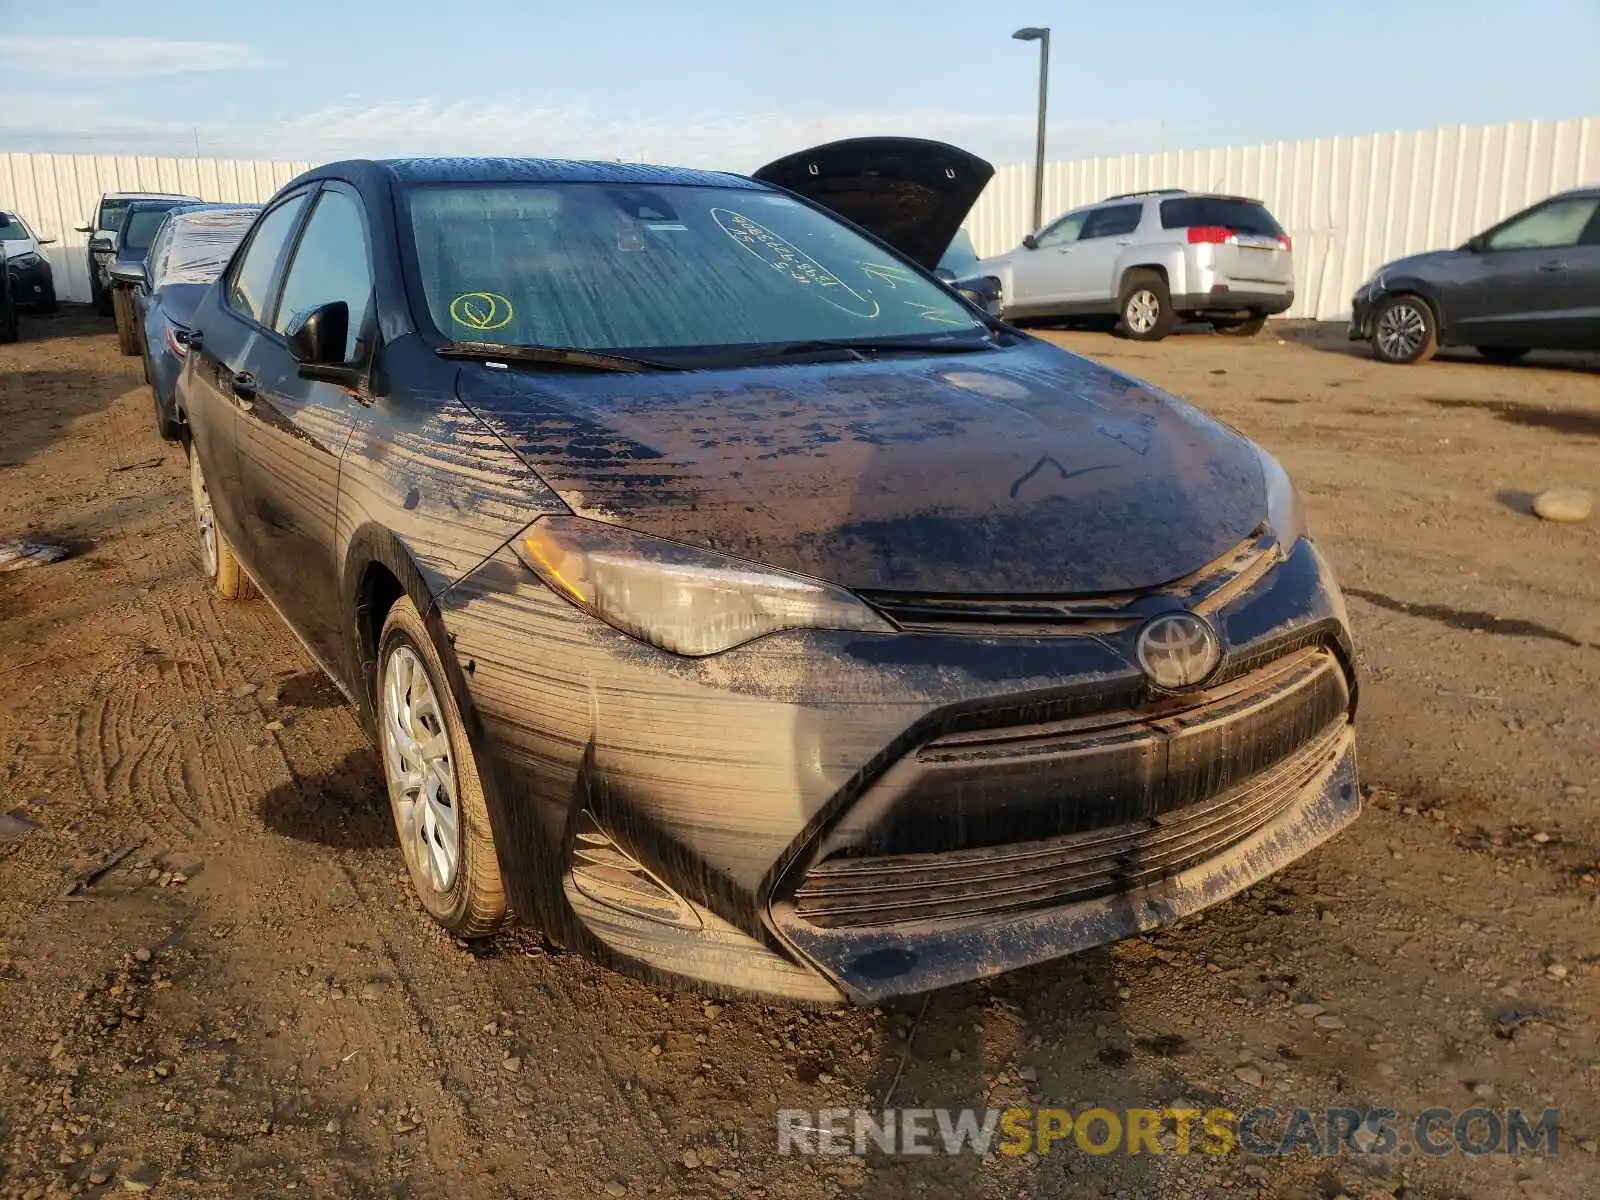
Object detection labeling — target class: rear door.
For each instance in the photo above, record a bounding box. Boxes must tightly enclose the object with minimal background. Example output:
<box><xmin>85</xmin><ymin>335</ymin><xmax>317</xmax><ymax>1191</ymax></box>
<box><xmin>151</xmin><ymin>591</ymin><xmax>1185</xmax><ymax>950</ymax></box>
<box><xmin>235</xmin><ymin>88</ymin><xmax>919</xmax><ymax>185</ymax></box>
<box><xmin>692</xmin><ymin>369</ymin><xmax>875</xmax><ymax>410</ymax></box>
<box><xmin>1452</xmin><ymin>194</ymin><xmax>1600</xmax><ymax>349</ymax></box>
<box><xmin>752</xmin><ymin>137</ymin><xmax>994</xmax><ymax>269</ymax></box>
<box><xmin>182</xmin><ymin>190</ymin><xmax>312</xmax><ymax>557</ymax></box>
<box><xmin>1062</xmin><ymin>203</ymin><xmax>1144</xmax><ymax>303</ymax></box>
<box><xmin>233</xmin><ymin>183</ymin><xmax>374</xmax><ymax>671</ymax></box>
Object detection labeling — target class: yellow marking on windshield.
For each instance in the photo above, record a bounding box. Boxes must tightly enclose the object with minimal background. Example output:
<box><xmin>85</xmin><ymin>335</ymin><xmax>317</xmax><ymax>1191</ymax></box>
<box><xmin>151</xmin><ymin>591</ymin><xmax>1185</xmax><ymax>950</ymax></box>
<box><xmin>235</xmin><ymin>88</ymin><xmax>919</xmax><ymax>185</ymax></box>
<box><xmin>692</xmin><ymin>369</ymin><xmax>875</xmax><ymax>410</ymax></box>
<box><xmin>449</xmin><ymin>292</ymin><xmax>514</xmax><ymax>331</ymax></box>
<box><xmin>711</xmin><ymin>208</ymin><xmax>880</xmax><ymax>319</ymax></box>
<box><xmin>904</xmin><ymin>301</ymin><xmax>965</xmax><ymax>326</ymax></box>
<box><xmin>860</xmin><ymin>262</ymin><xmax>915</xmax><ymax>287</ymax></box>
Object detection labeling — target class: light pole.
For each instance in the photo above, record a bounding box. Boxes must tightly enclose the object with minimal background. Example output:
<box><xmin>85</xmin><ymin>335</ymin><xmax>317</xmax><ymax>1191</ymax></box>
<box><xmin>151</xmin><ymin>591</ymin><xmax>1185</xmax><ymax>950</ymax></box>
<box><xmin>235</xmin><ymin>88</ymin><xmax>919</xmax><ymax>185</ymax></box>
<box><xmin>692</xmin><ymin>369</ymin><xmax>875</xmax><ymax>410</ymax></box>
<box><xmin>1012</xmin><ymin>26</ymin><xmax>1050</xmax><ymax>234</ymax></box>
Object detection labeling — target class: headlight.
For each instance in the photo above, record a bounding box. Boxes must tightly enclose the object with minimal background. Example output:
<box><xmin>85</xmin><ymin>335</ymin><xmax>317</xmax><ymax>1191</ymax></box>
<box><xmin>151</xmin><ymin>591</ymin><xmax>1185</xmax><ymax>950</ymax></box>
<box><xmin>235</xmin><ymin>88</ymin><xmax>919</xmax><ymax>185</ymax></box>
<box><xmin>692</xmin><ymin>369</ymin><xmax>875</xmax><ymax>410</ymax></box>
<box><xmin>1256</xmin><ymin>448</ymin><xmax>1309</xmax><ymax>548</ymax></box>
<box><xmin>512</xmin><ymin>515</ymin><xmax>893</xmax><ymax>656</ymax></box>
<box><xmin>8</xmin><ymin>252</ymin><xmax>39</xmax><ymax>269</ymax></box>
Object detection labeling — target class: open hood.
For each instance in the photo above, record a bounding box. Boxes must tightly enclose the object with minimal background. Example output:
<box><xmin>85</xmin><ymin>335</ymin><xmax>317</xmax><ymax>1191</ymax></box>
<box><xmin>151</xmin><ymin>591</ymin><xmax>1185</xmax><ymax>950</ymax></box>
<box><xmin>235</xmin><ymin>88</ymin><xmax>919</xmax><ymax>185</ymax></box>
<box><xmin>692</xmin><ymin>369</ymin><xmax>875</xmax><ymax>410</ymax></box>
<box><xmin>752</xmin><ymin>137</ymin><xmax>994</xmax><ymax>270</ymax></box>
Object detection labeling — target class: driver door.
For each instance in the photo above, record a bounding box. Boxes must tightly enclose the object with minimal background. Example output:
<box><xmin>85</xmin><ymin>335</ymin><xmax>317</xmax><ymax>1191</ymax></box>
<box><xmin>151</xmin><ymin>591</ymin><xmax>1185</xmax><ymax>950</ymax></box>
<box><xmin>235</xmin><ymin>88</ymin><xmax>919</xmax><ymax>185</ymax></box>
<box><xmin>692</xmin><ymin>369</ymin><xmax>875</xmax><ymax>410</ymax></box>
<box><xmin>1007</xmin><ymin>211</ymin><xmax>1088</xmax><ymax>311</ymax></box>
<box><xmin>1450</xmin><ymin>194</ymin><xmax>1600</xmax><ymax>349</ymax></box>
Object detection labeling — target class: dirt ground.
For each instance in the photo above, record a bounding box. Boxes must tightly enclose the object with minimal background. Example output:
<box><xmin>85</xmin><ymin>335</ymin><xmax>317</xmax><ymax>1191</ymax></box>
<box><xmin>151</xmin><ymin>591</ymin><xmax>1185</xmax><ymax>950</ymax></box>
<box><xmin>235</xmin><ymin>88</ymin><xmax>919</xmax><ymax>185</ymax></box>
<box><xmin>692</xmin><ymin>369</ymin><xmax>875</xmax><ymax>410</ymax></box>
<box><xmin>1</xmin><ymin>310</ymin><xmax>1596</xmax><ymax>1200</ymax></box>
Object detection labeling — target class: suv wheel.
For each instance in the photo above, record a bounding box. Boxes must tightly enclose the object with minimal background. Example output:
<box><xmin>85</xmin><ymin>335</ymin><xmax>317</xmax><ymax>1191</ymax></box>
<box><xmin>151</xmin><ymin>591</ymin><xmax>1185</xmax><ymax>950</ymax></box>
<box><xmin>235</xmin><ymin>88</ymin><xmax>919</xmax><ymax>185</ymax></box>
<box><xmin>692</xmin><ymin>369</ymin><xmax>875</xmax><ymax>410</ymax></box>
<box><xmin>1215</xmin><ymin>314</ymin><xmax>1268</xmax><ymax>337</ymax></box>
<box><xmin>1371</xmin><ymin>295</ymin><xmax>1437</xmax><ymax>364</ymax></box>
<box><xmin>1119</xmin><ymin>271</ymin><xmax>1176</xmax><ymax>341</ymax></box>
<box><xmin>112</xmin><ymin>288</ymin><xmax>140</xmax><ymax>356</ymax></box>
<box><xmin>377</xmin><ymin>597</ymin><xmax>507</xmax><ymax>939</ymax></box>
<box><xmin>91</xmin><ymin>271</ymin><xmax>113</xmax><ymax>317</ymax></box>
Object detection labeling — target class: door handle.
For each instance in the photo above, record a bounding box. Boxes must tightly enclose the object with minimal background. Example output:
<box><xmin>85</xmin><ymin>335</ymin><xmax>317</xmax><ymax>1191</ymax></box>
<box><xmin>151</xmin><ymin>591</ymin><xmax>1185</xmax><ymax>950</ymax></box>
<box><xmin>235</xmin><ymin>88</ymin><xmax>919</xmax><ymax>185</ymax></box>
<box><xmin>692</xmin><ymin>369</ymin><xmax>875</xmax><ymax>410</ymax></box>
<box><xmin>1537</xmin><ymin>260</ymin><xmax>1568</xmax><ymax>272</ymax></box>
<box><xmin>1116</xmin><ymin>238</ymin><xmax>1134</xmax><ymax>245</ymax></box>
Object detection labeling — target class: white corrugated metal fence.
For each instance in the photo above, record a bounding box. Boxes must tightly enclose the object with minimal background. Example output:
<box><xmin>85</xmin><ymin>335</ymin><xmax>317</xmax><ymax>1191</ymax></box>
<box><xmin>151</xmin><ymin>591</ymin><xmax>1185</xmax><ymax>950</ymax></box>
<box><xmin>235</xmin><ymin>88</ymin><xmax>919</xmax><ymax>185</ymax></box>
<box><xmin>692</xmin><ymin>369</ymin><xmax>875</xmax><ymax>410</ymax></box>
<box><xmin>0</xmin><ymin>154</ymin><xmax>312</xmax><ymax>303</ymax></box>
<box><xmin>4</xmin><ymin>117</ymin><xmax>1597</xmax><ymax>315</ymax></box>
<box><xmin>965</xmin><ymin>117</ymin><xmax>1599</xmax><ymax>320</ymax></box>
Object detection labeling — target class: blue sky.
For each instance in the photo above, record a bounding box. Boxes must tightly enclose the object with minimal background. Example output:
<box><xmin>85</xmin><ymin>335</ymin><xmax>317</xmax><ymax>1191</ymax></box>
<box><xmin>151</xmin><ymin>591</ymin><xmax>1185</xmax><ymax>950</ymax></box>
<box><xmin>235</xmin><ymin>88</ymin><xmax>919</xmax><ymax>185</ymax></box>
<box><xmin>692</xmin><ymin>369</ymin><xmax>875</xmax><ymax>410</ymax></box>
<box><xmin>0</xmin><ymin>0</ymin><xmax>1595</xmax><ymax>169</ymax></box>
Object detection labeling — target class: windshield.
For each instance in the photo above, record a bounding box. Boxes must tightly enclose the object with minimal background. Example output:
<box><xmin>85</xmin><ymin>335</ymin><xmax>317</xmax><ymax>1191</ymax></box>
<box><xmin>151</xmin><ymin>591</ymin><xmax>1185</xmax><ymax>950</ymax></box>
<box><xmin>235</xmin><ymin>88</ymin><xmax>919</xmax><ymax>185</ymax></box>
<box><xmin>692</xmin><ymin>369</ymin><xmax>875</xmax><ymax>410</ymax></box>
<box><xmin>936</xmin><ymin>229</ymin><xmax>981</xmax><ymax>278</ymax></box>
<box><xmin>121</xmin><ymin>209</ymin><xmax>173</xmax><ymax>252</ymax></box>
<box><xmin>405</xmin><ymin>182</ymin><xmax>984</xmax><ymax>353</ymax></box>
<box><xmin>97</xmin><ymin>199</ymin><xmax>133</xmax><ymax>232</ymax></box>
<box><xmin>153</xmin><ymin>210</ymin><xmax>258</xmax><ymax>289</ymax></box>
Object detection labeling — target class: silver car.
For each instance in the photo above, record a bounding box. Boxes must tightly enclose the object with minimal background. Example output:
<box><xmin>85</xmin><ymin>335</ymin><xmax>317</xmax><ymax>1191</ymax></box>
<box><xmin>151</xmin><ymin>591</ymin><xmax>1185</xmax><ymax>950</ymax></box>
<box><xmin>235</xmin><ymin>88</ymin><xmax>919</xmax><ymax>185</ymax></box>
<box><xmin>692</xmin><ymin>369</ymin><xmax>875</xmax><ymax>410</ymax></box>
<box><xmin>979</xmin><ymin>189</ymin><xmax>1295</xmax><ymax>340</ymax></box>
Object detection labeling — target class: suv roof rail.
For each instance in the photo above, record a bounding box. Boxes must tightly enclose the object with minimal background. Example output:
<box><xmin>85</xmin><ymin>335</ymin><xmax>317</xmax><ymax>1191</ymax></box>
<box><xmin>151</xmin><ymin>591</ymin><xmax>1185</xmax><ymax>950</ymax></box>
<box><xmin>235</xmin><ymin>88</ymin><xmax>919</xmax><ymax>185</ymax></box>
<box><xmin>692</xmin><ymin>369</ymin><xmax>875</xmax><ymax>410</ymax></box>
<box><xmin>1103</xmin><ymin>187</ymin><xmax>1188</xmax><ymax>202</ymax></box>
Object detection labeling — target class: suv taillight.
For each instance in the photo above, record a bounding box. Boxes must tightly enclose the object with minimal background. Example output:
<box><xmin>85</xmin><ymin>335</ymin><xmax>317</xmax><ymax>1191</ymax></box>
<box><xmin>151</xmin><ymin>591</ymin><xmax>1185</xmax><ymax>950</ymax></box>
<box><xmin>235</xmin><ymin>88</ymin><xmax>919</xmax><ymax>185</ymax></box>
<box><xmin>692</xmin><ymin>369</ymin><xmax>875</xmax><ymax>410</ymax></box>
<box><xmin>1277</xmin><ymin>233</ymin><xmax>1293</xmax><ymax>251</ymax></box>
<box><xmin>1186</xmin><ymin>226</ymin><xmax>1233</xmax><ymax>244</ymax></box>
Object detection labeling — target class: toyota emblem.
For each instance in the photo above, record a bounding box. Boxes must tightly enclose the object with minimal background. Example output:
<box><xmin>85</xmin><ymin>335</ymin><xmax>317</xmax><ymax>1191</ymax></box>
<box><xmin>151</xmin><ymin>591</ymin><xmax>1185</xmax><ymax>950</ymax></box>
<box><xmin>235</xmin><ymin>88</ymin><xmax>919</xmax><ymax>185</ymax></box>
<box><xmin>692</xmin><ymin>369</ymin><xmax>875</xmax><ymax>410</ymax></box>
<box><xmin>1135</xmin><ymin>611</ymin><xmax>1222</xmax><ymax>691</ymax></box>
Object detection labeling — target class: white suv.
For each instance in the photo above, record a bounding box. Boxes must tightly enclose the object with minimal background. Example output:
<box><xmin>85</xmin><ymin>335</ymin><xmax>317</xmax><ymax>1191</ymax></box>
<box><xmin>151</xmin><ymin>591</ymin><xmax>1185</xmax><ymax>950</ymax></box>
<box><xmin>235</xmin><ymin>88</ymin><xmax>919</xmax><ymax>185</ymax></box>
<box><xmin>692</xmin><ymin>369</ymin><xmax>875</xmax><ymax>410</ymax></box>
<box><xmin>978</xmin><ymin>189</ymin><xmax>1294</xmax><ymax>340</ymax></box>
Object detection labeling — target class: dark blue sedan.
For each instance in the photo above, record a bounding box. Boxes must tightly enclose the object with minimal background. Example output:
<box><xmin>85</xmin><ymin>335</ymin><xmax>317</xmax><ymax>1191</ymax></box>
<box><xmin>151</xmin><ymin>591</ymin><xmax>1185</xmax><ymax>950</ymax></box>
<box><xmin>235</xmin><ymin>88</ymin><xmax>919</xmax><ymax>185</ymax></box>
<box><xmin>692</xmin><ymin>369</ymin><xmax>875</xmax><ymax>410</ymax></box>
<box><xmin>111</xmin><ymin>204</ymin><xmax>260</xmax><ymax>439</ymax></box>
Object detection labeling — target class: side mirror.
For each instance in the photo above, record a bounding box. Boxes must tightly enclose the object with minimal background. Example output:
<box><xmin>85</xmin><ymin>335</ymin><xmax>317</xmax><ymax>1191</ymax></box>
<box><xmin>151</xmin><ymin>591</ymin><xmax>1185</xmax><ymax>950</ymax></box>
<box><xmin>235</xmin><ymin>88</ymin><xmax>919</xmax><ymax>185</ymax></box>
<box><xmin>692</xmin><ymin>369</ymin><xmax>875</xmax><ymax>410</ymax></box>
<box><xmin>1021</xmin><ymin>233</ymin><xmax>1039</xmax><ymax>250</ymax></box>
<box><xmin>287</xmin><ymin>300</ymin><xmax>363</xmax><ymax>387</ymax></box>
<box><xmin>107</xmin><ymin>262</ymin><xmax>146</xmax><ymax>287</ymax></box>
<box><xmin>1463</xmin><ymin>233</ymin><xmax>1487</xmax><ymax>253</ymax></box>
<box><xmin>88</xmin><ymin>233</ymin><xmax>113</xmax><ymax>253</ymax></box>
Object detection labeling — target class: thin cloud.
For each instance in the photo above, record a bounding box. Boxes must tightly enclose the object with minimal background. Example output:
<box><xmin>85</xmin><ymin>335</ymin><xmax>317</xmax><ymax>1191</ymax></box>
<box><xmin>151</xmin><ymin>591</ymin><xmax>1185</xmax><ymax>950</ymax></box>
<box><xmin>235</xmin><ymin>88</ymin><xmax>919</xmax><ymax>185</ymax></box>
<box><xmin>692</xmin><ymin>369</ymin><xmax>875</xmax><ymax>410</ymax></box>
<box><xmin>0</xmin><ymin>93</ymin><xmax>1169</xmax><ymax>170</ymax></box>
<box><xmin>0</xmin><ymin>37</ymin><xmax>263</xmax><ymax>75</ymax></box>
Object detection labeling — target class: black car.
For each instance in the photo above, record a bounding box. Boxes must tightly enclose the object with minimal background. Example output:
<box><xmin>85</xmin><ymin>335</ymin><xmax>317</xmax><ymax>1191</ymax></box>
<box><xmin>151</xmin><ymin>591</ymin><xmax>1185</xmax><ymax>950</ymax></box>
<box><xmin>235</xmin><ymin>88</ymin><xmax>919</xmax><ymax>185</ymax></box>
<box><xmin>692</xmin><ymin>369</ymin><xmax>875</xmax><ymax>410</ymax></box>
<box><xmin>174</xmin><ymin>143</ymin><xmax>1359</xmax><ymax>1004</ymax></box>
<box><xmin>0</xmin><ymin>208</ymin><xmax>58</xmax><ymax>313</ymax></box>
<box><xmin>109</xmin><ymin>199</ymin><xmax>195</xmax><ymax>355</ymax></box>
<box><xmin>0</xmin><ymin>257</ymin><xmax>18</xmax><ymax>343</ymax></box>
<box><xmin>1351</xmin><ymin>186</ymin><xmax>1600</xmax><ymax>364</ymax></box>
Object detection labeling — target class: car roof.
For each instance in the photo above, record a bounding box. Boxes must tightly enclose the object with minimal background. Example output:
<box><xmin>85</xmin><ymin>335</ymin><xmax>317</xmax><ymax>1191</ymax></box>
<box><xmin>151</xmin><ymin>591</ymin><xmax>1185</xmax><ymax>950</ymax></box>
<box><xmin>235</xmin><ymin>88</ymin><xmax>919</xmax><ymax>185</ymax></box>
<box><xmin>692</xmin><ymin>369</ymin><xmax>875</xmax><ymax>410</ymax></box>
<box><xmin>101</xmin><ymin>191</ymin><xmax>198</xmax><ymax>200</ymax></box>
<box><xmin>283</xmin><ymin>157</ymin><xmax>761</xmax><ymax>193</ymax></box>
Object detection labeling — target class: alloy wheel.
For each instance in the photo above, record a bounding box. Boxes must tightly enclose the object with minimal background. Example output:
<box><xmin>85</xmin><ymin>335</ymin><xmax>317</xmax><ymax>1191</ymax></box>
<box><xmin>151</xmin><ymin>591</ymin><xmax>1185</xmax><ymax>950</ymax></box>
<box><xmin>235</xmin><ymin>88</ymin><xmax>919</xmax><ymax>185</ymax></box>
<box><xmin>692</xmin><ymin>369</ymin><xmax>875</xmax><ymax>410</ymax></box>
<box><xmin>1376</xmin><ymin>301</ymin><xmax>1428</xmax><ymax>361</ymax></box>
<box><xmin>1124</xmin><ymin>289</ymin><xmax>1161</xmax><ymax>335</ymax></box>
<box><xmin>381</xmin><ymin>646</ymin><xmax>461</xmax><ymax>893</ymax></box>
<box><xmin>190</xmin><ymin>452</ymin><xmax>218</xmax><ymax>577</ymax></box>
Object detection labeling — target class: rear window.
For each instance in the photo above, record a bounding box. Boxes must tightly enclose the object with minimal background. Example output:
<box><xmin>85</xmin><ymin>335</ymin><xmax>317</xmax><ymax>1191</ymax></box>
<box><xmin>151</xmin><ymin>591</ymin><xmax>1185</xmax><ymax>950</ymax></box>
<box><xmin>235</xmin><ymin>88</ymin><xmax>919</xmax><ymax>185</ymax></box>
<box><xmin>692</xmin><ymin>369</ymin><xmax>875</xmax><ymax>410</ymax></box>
<box><xmin>0</xmin><ymin>212</ymin><xmax>29</xmax><ymax>240</ymax></box>
<box><xmin>1160</xmin><ymin>198</ymin><xmax>1283</xmax><ymax>237</ymax></box>
<box><xmin>121</xmin><ymin>209</ymin><xmax>172</xmax><ymax>252</ymax></box>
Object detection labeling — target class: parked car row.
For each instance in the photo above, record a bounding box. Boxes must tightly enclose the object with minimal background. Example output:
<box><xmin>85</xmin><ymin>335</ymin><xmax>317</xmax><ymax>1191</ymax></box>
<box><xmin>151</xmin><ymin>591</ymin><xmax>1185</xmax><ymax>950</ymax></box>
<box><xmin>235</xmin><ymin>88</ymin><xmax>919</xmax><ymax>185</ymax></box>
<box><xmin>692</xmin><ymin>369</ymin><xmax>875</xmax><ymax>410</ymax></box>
<box><xmin>105</xmin><ymin>138</ymin><xmax>1365</xmax><ymax>1005</ymax></box>
<box><xmin>959</xmin><ymin>183</ymin><xmax>1600</xmax><ymax>361</ymax></box>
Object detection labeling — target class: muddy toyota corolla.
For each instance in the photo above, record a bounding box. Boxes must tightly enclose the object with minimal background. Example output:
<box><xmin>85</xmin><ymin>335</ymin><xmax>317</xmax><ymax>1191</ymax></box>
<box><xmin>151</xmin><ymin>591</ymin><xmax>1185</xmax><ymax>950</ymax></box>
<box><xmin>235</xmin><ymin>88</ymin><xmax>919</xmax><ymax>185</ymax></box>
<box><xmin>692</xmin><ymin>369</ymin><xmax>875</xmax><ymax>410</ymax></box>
<box><xmin>174</xmin><ymin>139</ymin><xmax>1359</xmax><ymax>1004</ymax></box>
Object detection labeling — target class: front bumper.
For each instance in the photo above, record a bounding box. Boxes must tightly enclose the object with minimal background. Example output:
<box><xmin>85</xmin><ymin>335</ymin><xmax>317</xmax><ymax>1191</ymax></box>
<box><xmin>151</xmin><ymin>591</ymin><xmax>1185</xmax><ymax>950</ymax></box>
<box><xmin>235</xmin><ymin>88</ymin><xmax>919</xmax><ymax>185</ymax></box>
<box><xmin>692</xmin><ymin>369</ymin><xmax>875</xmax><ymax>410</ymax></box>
<box><xmin>437</xmin><ymin>535</ymin><xmax>1359</xmax><ymax>1004</ymax></box>
<box><xmin>1349</xmin><ymin>284</ymin><xmax>1376</xmax><ymax>340</ymax></box>
<box><xmin>7</xmin><ymin>259</ymin><xmax>54</xmax><ymax>309</ymax></box>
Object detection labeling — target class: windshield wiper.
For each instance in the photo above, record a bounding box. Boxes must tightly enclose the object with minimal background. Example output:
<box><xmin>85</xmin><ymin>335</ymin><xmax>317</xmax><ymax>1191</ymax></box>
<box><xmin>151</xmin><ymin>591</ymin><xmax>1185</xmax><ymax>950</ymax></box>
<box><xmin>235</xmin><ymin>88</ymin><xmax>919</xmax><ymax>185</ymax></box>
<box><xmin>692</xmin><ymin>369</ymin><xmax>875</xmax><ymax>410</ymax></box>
<box><xmin>437</xmin><ymin>341</ymin><xmax>685</xmax><ymax>373</ymax></box>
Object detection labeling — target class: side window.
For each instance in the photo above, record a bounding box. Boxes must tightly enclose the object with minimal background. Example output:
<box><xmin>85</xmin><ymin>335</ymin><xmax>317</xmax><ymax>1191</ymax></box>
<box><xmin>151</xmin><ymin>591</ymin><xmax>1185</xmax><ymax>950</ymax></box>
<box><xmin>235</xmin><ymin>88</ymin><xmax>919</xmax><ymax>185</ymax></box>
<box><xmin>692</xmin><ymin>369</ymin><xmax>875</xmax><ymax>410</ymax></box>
<box><xmin>272</xmin><ymin>190</ymin><xmax>374</xmax><ymax>362</ymax></box>
<box><xmin>1080</xmin><ymin>205</ymin><xmax>1143</xmax><ymax>240</ymax></box>
<box><xmin>1485</xmin><ymin>197</ymin><xmax>1600</xmax><ymax>252</ymax></box>
<box><xmin>145</xmin><ymin>223</ymin><xmax>172</xmax><ymax>285</ymax></box>
<box><xmin>226</xmin><ymin>193</ymin><xmax>310</xmax><ymax>323</ymax></box>
<box><xmin>1035</xmin><ymin>212</ymin><xmax>1087</xmax><ymax>249</ymax></box>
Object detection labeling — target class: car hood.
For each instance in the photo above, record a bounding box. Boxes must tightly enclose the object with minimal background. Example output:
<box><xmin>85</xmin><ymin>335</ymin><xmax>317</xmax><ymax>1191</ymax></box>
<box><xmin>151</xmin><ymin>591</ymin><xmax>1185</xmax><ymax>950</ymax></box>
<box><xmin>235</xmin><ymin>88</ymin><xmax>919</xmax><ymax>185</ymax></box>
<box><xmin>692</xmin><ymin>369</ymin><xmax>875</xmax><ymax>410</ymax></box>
<box><xmin>457</xmin><ymin>340</ymin><xmax>1267</xmax><ymax>595</ymax></box>
<box><xmin>1374</xmin><ymin>247</ymin><xmax>1467</xmax><ymax>279</ymax></box>
<box><xmin>752</xmin><ymin>137</ymin><xmax>994</xmax><ymax>271</ymax></box>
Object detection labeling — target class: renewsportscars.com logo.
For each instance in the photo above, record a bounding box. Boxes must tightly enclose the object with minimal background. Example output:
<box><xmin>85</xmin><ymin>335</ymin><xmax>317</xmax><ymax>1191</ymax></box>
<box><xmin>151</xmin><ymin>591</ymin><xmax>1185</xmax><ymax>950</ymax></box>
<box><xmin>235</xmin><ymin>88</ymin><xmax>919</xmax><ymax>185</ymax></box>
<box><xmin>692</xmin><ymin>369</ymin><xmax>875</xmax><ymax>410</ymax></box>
<box><xmin>777</xmin><ymin>1106</ymin><xmax>1561</xmax><ymax>1158</ymax></box>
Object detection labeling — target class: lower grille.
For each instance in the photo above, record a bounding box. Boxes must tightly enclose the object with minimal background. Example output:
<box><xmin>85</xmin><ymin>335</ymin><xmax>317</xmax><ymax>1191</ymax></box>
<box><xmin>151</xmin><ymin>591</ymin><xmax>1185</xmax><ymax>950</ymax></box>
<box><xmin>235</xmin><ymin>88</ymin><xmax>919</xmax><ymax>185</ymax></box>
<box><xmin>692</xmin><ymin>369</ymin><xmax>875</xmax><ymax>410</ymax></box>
<box><xmin>789</xmin><ymin>720</ymin><xmax>1347</xmax><ymax>930</ymax></box>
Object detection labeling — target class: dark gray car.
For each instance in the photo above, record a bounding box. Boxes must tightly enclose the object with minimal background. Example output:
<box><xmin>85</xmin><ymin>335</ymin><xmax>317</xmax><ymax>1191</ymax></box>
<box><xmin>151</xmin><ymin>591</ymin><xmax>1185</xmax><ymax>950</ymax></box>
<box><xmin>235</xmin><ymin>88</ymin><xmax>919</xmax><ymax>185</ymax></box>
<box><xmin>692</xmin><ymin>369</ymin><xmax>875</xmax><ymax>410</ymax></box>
<box><xmin>1351</xmin><ymin>186</ymin><xmax>1600</xmax><ymax>364</ymax></box>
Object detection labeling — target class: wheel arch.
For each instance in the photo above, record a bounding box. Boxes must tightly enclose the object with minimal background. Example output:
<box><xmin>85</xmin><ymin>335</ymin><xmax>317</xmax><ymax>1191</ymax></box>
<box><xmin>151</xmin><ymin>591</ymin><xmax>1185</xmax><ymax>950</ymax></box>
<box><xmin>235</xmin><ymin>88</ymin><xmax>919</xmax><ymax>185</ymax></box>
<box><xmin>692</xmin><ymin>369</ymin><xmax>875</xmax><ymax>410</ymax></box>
<box><xmin>342</xmin><ymin>525</ymin><xmax>442</xmax><ymax>733</ymax></box>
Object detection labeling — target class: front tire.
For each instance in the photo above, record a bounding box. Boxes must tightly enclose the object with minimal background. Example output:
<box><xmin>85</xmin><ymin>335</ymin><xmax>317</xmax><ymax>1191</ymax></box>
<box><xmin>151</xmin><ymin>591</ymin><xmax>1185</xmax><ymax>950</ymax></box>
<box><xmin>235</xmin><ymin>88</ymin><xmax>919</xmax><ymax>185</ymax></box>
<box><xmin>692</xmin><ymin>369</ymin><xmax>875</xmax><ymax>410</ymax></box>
<box><xmin>1118</xmin><ymin>271</ymin><xmax>1176</xmax><ymax>341</ymax></box>
<box><xmin>377</xmin><ymin>597</ymin><xmax>507</xmax><ymax>939</ymax></box>
<box><xmin>1477</xmin><ymin>345</ymin><xmax>1529</xmax><ymax>364</ymax></box>
<box><xmin>1371</xmin><ymin>295</ymin><xmax>1437</xmax><ymax>364</ymax></box>
<box><xmin>188</xmin><ymin>443</ymin><xmax>254</xmax><ymax>600</ymax></box>
<box><xmin>91</xmin><ymin>271</ymin><xmax>113</xmax><ymax>318</ymax></box>
<box><xmin>113</xmin><ymin>287</ymin><xmax>140</xmax><ymax>356</ymax></box>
